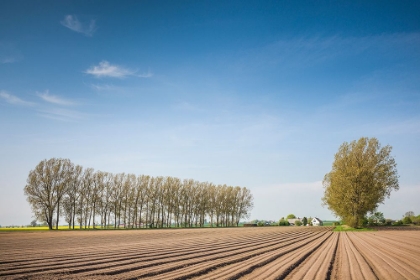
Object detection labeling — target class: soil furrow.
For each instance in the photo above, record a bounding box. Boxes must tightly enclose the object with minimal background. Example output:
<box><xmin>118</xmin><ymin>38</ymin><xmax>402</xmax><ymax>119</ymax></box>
<box><xmin>239</xmin><ymin>232</ymin><xmax>332</xmax><ymax>280</ymax></box>
<box><xmin>4</xmin><ymin>227</ymin><xmax>420</xmax><ymax>280</ymax></box>
<box><xmin>75</xmin><ymin>231</ymin><xmax>317</xmax><ymax>278</ymax></box>
<box><xmin>284</xmin><ymin>231</ymin><xmax>339</xmax><ymax>280</ymax></box>
<box><xmin>349</xmin><ymin>232</ymin><xmax>420</xmax><ymax>279</ymax></box>
<box><xmin>147</xmin><ymin>231</ymin><xmax>329</xmax><ymax>280</ymax></box>
<box><xmin>0</xmin><ymin>229</ymin><xmax>312</xmax><ymax>278</ymax></box>
<box><xmin>331</xmin><ymin>232</ymin><xmax>377</xmax><ymax>280</ymax></box>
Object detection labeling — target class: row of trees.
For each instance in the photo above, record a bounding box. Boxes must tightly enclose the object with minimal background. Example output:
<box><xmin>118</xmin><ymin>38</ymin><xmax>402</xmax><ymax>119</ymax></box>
<box><xmin>24</xmin><ymin>158</ymin><xmax>254</xmax><ymax>230</ymax></box>
<box><xmin>249</xmin><ymin>215</ymin><xmax>313</xmax><ymax>227</ymax></box>
<box><xmin>363</xmin><ymin>211</ymin><xmax>420</xmax><ymax>226</ymax></box>
<box><xmin>280</xmin><ymin>215</ymin><xmax>310</xmax><ymax>226</ymax></box>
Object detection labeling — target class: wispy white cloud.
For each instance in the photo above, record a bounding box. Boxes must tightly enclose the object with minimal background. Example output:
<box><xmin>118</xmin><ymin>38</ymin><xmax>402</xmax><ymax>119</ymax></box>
<box><xmin>0</xmin><ymin>91</ymin><xmax>33</xmax><ymax>106</ymax></box>
<box><xmin>85</xmin><ymin>61</ymin><xmax>134</xmax><ymax>78</ymax></box>
<box><xmin>231</xmin><ymin>32</ymin><xmax>420</xmax><ymax>72</ymax></box>
<box><xmin>38</xmin><ymin>108</ymin><xmax>85</xmax><ymax>122</ymax></box>
<box><xmin>36</xmin><ymin>90</ymin><xmax>74</xmax><ymax>106</ymax></box>
<box><xmin>60</xmin><ymin>15</ymin><xmax>96</xmax><ymax>37</ymax></box>
<box><xmin>85</xmin><ymin>61</ymin><xmax>153</xmax><ymax>78</ymax></box>
<box><xmin>35</xmin><ymin>90</ymin><xmax>85</xmax><ymax>121</ymax></box>
<box><xmin>0</xmin><ymin>90</ymin><xmax>85</xmax><ymax>121</ymax></box>
<box><xmin>90</xmin><ymin>83</ymin><xmax>117</xmax><ymax>91</ymax></box>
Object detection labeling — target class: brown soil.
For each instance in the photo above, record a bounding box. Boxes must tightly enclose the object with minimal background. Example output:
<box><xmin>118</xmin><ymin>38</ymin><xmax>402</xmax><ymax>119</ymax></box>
<box><xmin>0</xmin><ymin>227</ymin><xmax>419</xmax><ymax>279</ymax></box>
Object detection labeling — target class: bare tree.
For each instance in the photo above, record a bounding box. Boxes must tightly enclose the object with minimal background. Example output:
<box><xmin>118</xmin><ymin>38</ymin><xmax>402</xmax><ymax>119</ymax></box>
<box><xmin>98</xmin><ymin>172</ymin><xmax>113</xmax><ymax>228</ymax></box>
<box><xmin>111</xmin><ymin>173</ymin><xmax>124</xmax><ymax>228</ymax></box>
<box><xmin>122</xmin><ymin>174</ymin><xmax>136</xmax><ymax>228</ymax></box>
<box><xmin>24</xmin><ymin>158</ymin><xmax>73</xmax><ymax>230</ymax></box>
<box><xmin>235</xmin><ymin>187</ymin><xmax>253</xmax><ymax>226</ymax></box>
<box><xmin>207</xmin><ymin>183</ymin><xmax>217</xmax><ymax>227</ymax></box>
<box><xmin>25</xmin><ymin>158</ymin><xmax>254</xmax><ymax>230</ymax></box>
<box><xmin>65</xmin><ymin>164</ymin><xmax>83</xmax><ymax>229</ymax></box>
<box><xmin>79</xmin><ymin>168</ymin><xmax>94</xmax><ymax>229</ymax></box>
<box><xmin>135</xmin><ymin>175</ymin><xmax>149</xmax><ymax>228</ymax></box>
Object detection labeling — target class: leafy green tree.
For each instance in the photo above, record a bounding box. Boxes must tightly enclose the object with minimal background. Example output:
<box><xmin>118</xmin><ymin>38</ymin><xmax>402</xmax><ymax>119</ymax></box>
<box><xmin>302</xmin><ymin>217</ymin><xmax>308</xmax><ymax>226</ymax></box>
<box><xmin>402</xmin><ymin>216</ymin><xmax>412</xmax><ymax>224</ymax></box>
<box><xmin>376</xmin><ymin>212</ymin><xmax>385</xmax><ymax>224</ymax></box>
<box><xmin>295</xmin><ymin>220</ymin><xmax>302</xmax><ymax>226</ymax></box>
<box><xmin>393</xmin><ymin>220</ymin><xmax>403</xmax><ymax>226</ymax></box>
<box><xmin>412</xmin><ymin>215</ymin><xmax>420</xmax><ymax>225</ymax></box>
<box><xmin>278</xmin><ymin>217</ymin><xmax>284</xmax><ymax>226</ymax></box>
<box><xmin>308</xmin><ymin>216</ymin><xmax>313</xmax><ymax>226</ymax></box>
<box><xmin>286</xmin><ymin>214</ymin><xmax>296</xmax><ymax>219</ymax></box>
<box><xmin>279</xmin><ymin>217</ymin><xmax>289</xmax><ymax>226</ymax></box>
<box><xmin>322</xmin><ymin>137</ymin><xmax>399</xmax><ymax>228</ymax></box>
<box><xmin>30</xmin><ymin>220</ymin><xmax>37</xmax><ymax>227</ymax></box>
<box><xmin>362</xmin><ymin>216</ymin><xmax>369</xmax><ymax>226</ymax></box>
<box><xmin>368</xmin><ymin>211</ymin><xmax>385</xmax><ymax>225</ymax></box>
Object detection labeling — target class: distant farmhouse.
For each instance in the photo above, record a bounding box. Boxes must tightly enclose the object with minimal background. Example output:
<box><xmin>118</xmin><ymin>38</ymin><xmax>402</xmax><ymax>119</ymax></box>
<box><xmin>312</xmin><ymin>217</ymin><xmax>323</xmax><ymax>226</ymax></box>
<box><xmin>287</xmin><ymin>217</ymin><xmax>324</xmax><ymax>226</ymax></box>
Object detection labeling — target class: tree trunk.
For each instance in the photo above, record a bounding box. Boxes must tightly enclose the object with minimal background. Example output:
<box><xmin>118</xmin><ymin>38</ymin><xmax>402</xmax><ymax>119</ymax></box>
<box><xmin>92</xmin><ymin>201</ymin><xmax>96</xmax><ymax>229</ymax></box>
<box><xmin>72</xmin><ymin>202</ymin><xmax>76</xmax><ymax>230</ymax></box>
<box><xmin>48</xmin><ymin>209</ymin><xmax>53</xmax><ymax>230</ymax></box>
<box><xmin>118</xmin><ymin>201</ymin><xmax>122</xmax><ymax>228</ymax></box>
<box><xmin>114</xmin><ymin>203</ymin><xmax>117</xmax><ymax>228</ymax></box>
<box><xmin>56</xmin><ymin>200</ymin><xmax>60</xmax><ymax>230</ymax></box>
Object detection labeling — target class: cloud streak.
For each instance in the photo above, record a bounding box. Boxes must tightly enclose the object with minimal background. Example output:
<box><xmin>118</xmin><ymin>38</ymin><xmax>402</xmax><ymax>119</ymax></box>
<box><xmin>230</xmin><ymin>32</ymin><xmax>420</xmax><ymax>73</ymax></box>
<box><xmin>85</xmin><ymin>61</ymin><xmax>134</xmax><ymax>78</ymax></box>
<box><xmin>90</xmin><ymin>83</ymin><xmax>116</xmax><ymax>91</ymax></box>
<box><xmin>38</xmin><ymin>108</ymin><xmax>85</xmax><ymax>122</ymax></box>
<box><xmin>0</xmin><ymin>91</ymin><xmax>33</xmax><ymax>106</ymax></box>
<box><xmin>61</xmin><ymin>15</ymin><xmax>96</xmax><ymax>37</ymax></box>
<box><xmin>37</xmin><ymin>90</ymin><xmax>74</xmax><ymax>106</ymax></box>
<box><xmin>0</xmin><ymin>90</ymin><xmax>85</xmax><ymax>122</ymax></box>
<box><xmin>85</xmin><ymin>61</ymin><xmax>153</xmax><ymax>79</ymax></box>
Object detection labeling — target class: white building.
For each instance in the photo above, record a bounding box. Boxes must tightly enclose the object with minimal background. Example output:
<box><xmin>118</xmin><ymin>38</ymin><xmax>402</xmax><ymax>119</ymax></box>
<box><xmin>312</xmin><ymin>217</ymin><xmax>323</xmax><ymax>226</ymax></box>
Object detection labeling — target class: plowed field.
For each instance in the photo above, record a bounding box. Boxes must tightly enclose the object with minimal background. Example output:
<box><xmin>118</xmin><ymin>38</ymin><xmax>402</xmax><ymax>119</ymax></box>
<box><xmin>1</xmin><ymin>227</ymin><xmax>419</xmax><ymax>279</ymax></box>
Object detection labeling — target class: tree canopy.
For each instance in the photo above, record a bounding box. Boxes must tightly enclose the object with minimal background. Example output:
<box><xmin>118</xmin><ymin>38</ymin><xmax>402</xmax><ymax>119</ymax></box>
<box><xmin>24</xmin><ymin>158</ymin><xmax>73</xmax><ymax>229</ymax></box>
<box><xmin>368</xmin><ymin>211</ymin><xmax>385</xmax><ymax>225</ymax></box>
<box><xmin>286</xmin><ymin>214</ymin><xmax>296</xmax><ymax>219</ymax></box>
<box><xmin>278</xmin><ymin>217</ymin><xmax>290</xmax><ymax>226</ymax></box>
<box><xmin>24</xmin><ymin>158</ymin><xmax>254</xmax><ymax>230</ymax></box>
<box><xmin>322</xmin><ymin>137</ymin><xmax>399</xmax><ymax>228</ymax></box>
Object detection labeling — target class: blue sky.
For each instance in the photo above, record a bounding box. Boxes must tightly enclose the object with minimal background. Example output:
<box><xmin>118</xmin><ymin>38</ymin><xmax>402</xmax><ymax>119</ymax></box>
<box><xmin>1</xmin><ymin>1</ymin><xmax>419</xmax><ymax>225</ymax></box>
